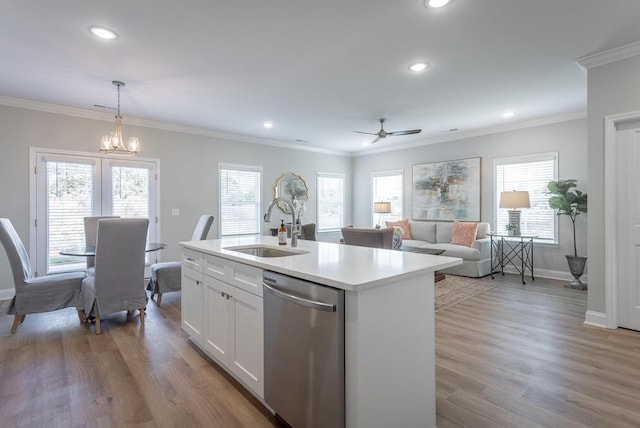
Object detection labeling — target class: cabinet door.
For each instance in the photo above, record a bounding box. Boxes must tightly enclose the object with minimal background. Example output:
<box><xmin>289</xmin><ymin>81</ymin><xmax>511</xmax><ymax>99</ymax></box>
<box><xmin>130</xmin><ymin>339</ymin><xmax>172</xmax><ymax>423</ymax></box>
<box><xmin>181</xmin><ymin>266</ymin><xmax>204</xmax><ymax>344</ymax></box>
<box><xmin>204</xmin><ymin>276</ymin><xmax>232</xmax><ymax>364</ymax></box>
<box><xmin>229</xmin><ymin>286</ymin><xmax>264</xmax><ymax>398</ymax></box>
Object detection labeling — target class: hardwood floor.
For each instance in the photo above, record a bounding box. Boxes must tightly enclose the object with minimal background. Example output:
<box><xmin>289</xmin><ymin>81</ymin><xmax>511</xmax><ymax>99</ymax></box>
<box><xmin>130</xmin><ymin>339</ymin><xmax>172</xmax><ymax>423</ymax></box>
<box><xmin>436</xmin><ymin>274</ymin><xmax>640</xmax><ymax>428</ymax></box>
<box><xmin>0</xmin><ymin>293</ymin><xmax>278</xmax><ymax>428</ymax></box>
<box><xmin>1</xmin><ymin>275</ymin><xmax>639</xmax><ymax>427</ymax></box>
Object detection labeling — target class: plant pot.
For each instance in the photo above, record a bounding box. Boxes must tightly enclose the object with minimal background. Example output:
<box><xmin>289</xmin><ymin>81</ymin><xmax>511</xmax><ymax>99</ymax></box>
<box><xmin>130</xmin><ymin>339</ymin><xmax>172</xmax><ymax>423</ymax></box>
<box><xmin>565</xmin><ymin>255</ymin><xmax>587</xmax><ymax>290</ymax></box>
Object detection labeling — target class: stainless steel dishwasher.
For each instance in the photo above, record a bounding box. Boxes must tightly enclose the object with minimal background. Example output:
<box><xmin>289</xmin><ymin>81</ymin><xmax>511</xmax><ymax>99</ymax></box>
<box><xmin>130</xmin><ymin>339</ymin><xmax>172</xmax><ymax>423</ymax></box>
<box><xmin>263</xmin><ymin>270</ymin><xmax>345</xmax><ymax>428</ymax></box>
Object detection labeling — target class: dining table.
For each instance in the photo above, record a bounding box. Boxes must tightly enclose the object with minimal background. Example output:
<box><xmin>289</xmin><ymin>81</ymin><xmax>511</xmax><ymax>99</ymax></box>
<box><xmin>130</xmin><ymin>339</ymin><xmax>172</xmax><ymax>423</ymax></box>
<box><xmin>59</xmin><ymin>242</ymin><xmax>167</xmax><ymax>257</ymax></box>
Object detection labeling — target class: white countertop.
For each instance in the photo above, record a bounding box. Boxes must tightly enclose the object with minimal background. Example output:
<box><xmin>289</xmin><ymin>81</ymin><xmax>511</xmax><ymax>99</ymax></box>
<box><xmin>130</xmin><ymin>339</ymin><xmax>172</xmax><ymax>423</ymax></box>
<box><xmin>180</xmin><ymin>236</ymin><xmax>462</xmax><ymax>291</ymax></box>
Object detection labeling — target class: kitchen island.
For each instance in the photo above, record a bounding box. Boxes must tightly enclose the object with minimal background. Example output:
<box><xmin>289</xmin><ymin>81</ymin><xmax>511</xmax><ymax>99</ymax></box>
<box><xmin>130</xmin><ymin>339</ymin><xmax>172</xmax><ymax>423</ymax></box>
<box><xmin>180</xmin><ymin>236</ymin><xmax>461</xmax><ymax>428</ymax></box>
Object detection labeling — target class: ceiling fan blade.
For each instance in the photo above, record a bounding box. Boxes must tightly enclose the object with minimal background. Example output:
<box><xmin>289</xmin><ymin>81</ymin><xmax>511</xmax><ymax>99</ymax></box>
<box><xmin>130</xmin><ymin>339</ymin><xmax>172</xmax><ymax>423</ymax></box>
<box><xmin>353</xmin><ymin>130</ymin><xmax>378</xmax><ymax>135</ymax></box>
<box><xmin>388</xmin><ymin>129</ymin><xmax>422</xmax><ymax>136</ymax></box>
<box><xmin>370</xmin><ymin>136</ymin><xmax>381</xmax><ymax>144</ymax></box>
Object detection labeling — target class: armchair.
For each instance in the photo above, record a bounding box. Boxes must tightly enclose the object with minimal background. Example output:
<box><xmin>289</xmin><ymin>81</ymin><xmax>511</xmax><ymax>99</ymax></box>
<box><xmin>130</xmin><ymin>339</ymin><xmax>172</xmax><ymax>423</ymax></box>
<box><xmin>80</xmin><ymin>218</ymin><xmax>149</xmax><ymax>334</ymax></box>
<box><xmin>0</xmin><ymin>218</ymin><xmax>86</xmax><ymax>333</ymax></box>
<box><xmin>147</xmin><ymin>215</ymin><xmax>214</xmax><ymax>306</ymax></box>
<box><xmin>83</xmin><ymin>216</ymin><xmax>119</xmax><ymax>272</ymax></box>
<box><xmin>341</xmin><ymin>226</ymin><xmax>394</xmax><ymax>249</ymax></box>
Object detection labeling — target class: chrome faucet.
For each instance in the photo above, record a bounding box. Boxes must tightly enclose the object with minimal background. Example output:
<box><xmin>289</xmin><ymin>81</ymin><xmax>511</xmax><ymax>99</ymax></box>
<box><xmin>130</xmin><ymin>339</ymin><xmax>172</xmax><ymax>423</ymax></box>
<box><xmin>264</xmin><ymin>197</ymin><xmax>300</xmax><ymax>247</ymax></box>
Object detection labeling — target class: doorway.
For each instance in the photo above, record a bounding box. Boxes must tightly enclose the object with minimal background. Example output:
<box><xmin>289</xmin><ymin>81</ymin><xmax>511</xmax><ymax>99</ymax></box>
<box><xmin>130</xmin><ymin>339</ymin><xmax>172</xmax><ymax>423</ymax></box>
<box><xmin>605</xmin><ymin>113</ymin><xmax>640</xmax><ymax>330</ymax></box>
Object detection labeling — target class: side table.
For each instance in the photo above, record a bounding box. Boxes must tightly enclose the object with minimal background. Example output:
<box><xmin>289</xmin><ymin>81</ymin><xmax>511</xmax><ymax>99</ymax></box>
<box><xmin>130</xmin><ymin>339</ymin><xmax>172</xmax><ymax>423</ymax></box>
<box><xmin>399</xmin><ymin>246</ymin><xmax>446</xmax><ymax>282</ymax></box>
<box><xmin>488</xmin><ymin>234</ymin><xmax>536</xmax><ymax>284</ymax></box>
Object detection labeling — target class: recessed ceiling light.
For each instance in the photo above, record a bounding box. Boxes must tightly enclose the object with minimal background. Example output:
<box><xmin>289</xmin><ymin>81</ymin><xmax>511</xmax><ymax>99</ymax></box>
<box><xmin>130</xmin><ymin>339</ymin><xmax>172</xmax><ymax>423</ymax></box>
<box><xmin>503</xmin><ymin>111</ymin><xmax>516</xmax><ymax>119</ymax></box>
<box><xmin>263</xmin><ymin>122</ymin><xmax>273</xmax><ymax>129</ymax></box>
<box><xmin>425</xmin><ymin>0</ymin><xmax>452</xmax><ymax>9</ymax></box>
<box><xmin>89</xmin><ymin>26</ymin><xmax>118</xmax><ymax>40</ymax></box>
<box><xmin>409</xmin><ymin>62</ymin><xmax>429</xmax><ymax>72</ymax></box>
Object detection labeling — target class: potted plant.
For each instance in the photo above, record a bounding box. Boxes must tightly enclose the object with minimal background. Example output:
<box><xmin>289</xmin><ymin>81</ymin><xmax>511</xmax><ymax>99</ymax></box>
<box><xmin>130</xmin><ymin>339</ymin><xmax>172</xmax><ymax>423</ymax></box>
<box><xmin>547</xmin><ymin>179</ymin><xmax>588</xmax><ymax>290</ymax></box>
<box><xmin>505</xmin><ymin>223</ymin><xmax>518</xmax><ymax>236</ymax></box>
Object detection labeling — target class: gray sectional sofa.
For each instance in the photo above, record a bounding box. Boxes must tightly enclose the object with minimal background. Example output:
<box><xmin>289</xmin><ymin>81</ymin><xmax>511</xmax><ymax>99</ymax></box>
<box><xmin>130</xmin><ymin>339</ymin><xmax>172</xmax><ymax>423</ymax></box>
<box><xmin>401</xmin><ymin>220</ymin><xmax>492</xmax><ymax>277</ymax></box>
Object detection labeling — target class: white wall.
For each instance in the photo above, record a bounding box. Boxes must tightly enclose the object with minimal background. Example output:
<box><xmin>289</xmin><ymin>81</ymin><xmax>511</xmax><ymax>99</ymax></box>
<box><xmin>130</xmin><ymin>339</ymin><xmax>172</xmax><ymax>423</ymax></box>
<box><xmin>587</xmin><ymin>54</ymin><xmax>640</xmax><ymax>313</ymax></box>
<box><xmin>0</xmin><ymin>105</ymin><xmax>351</xmax><ymax>293</ymax></box>
<box><xmin>0</xmin><ymin>103</ymin><xmax>591</xmax><ymax>297</ymax></box>
<box><xmin>352</xmin><ymin>118</ymin><xmax>588</xmax><ymax>277</ymax></box>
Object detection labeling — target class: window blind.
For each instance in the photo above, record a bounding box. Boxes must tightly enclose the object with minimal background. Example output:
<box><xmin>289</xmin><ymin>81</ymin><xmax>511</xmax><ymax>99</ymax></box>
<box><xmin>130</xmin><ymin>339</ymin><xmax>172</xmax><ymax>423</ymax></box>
<box><xmin>46</xmin><ymin>160</ymin><xmax>94</xmax><ymax>273</ymax></box>
<box><xmin>495</xmin><ymin>154</ymin><xmax>557</xmax><ymax>242</ymax></box>
<box><xmin>111</xmin><ymin>166</ymin><xmax>150</xmax><ymax>219</ymax></box>
<box><xmin>35</xmin><ymin>150</ymin><xmax>159</xmax><ymax>275</ymax></box>
<box><xmin>220</xmin><ymin>165</ymin><xmax>262</xmax><ymax>236</ymax></box>
<box><xmin>372</xmin><ymin>170</ymin><xmax>403</xmax><ymax>226</ymax></box>
<box><xmin>317</xmin><ymin>173</ymin><xmax>344</xmax><ymax>232</ymax></box>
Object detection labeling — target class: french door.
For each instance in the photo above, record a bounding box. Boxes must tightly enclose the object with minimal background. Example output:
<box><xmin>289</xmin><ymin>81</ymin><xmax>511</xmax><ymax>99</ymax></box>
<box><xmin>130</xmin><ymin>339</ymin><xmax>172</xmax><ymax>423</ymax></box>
<box><xmin>32</xmin><ymin>150</ymin><xmax>158</xmax><ymax>275</ymax></box>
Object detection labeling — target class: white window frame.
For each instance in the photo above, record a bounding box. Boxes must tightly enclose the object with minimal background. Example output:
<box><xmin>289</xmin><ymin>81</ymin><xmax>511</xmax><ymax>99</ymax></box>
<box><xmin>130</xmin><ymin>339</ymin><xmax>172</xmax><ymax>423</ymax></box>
<box><xmin>29</xmin><ymin>147</ymin><xmax>160</xmax><ymax>275</ymax></box>
<box><xmin>371</xmin><ymin>169</ymin><xmax>404</xmax><ymax>227</ymax></box>
<box><xmin>218</xmin><ymin>163</ymin><xmax>262</xmax><ymax>237</ymax></box>
<box><xmin>493</xmin><ymin>152</ymin><xmax>558</xmax><ymax>244</ymax></box>
<box><xmin>316</xmin><ymin>172</ymin><xmax>345</xmax><ymax>233</ymax></box>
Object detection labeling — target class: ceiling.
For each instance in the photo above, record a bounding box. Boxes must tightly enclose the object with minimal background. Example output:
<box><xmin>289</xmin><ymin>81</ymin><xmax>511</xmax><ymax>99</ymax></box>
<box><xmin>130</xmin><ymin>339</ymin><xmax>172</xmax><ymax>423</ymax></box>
<box><xmin>2</xmin><ymin>1</ymin><xmax>640</xmax><ymax>155</ymax></box>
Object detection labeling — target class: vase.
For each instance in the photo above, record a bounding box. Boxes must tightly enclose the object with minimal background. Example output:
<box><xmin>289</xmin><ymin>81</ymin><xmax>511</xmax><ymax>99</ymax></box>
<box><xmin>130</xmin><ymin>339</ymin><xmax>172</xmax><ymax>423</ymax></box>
<box><xmin>565</xmin><ymin>255</ymin><xmax>587</xmax><ymax>290</ymax></box>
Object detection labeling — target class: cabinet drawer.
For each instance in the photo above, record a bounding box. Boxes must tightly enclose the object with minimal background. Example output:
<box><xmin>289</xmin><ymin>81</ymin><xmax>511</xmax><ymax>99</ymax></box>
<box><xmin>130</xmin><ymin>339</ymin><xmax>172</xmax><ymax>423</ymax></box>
<box><xmin>224</xmin><ymin>259</ymin><xmax>263</xmax><ymax>297</ymax></box>
<box><xmin>182</xmin><ymin>248</ymin><xmax>204</xmax><ymax>272</ymax></box>
<box><xmin>204</xmin><ymin>253</ymin><xmax>226</xmax><ymax>281</ymax></box>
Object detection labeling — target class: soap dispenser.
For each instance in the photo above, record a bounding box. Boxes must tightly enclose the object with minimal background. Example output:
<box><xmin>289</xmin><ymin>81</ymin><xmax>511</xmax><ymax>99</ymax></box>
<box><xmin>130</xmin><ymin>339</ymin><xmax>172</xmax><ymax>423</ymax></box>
<box><xmin>278</xmin><ymin>220</ymin><xmax>287</xmax><ymax>245</ymax></box>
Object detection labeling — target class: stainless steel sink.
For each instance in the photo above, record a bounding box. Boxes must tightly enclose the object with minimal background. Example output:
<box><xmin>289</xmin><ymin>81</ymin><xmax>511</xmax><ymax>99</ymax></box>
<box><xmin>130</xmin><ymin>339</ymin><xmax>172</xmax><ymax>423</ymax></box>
<box><xmin>224</xmin><ymin>245</ymin><xmax>308</xmax><ymax>258</ymax></box>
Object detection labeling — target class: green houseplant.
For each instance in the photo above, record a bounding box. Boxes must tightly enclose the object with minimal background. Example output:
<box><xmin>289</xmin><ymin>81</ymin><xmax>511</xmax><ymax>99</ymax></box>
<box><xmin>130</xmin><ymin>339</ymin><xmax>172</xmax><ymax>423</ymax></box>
<box><xmin>547</xmin><ymin>179</ymin><xmax>588</xmax><ymax>290</ymax></box>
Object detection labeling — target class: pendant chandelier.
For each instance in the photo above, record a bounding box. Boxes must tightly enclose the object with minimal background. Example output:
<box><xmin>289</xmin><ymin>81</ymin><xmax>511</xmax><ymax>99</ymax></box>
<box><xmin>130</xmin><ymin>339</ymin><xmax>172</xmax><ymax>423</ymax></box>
<box><xmin>99</xmin><ymin>80</ymin><xmax>140</xmax><ymax>156</ymax></box>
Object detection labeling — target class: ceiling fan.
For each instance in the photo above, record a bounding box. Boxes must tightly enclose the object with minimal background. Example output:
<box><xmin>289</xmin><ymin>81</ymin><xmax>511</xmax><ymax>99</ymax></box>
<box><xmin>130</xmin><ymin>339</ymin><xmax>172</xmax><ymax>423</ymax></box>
<box><xmin>354</xmin><ymin>118</ymin><xmax>422</xmax><ymax>144</ymax></box>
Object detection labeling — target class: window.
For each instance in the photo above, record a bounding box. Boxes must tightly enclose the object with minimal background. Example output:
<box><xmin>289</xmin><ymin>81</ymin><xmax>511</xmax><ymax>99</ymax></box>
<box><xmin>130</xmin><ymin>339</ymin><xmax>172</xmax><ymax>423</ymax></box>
<box><xmin>317</xmin><ymin>172</ymin><xmax>344</xmax><ymax>232</ymax></box>
<box><xmin>219</xmin><ymin>164</ymin><xmax>262</xmax><ymax>236</ymax></box>
<box><xmin>371</xmin><ymin>170</ymin><xmax>403</xmax><ymax>227</ymax></box>
<box><xmin>494</xmin><ymin>153</ymin><xmax>558</xmax><ymax>242</ymax></box>
<box><xmin>32</xmin><ymin>150</ymin><xmax>158</xmax><ymax>275</ymax></box>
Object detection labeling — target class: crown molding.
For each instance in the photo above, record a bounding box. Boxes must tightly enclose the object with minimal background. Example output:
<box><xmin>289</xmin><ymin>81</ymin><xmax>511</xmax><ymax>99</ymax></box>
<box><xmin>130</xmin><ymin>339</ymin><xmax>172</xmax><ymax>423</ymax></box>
<box><xmin>354</xmin><ymin>110</ymin><xmax>587</xmax><ymax>157</ymax></box>
<box><xmin>0</xmin><ymin>95</ymin><xmax>350</xmax><ymax>157</ymax></box>
<box><xmin>576</xmin><ymin>40</ymin><xmax>640</xmax><ymax>70</ymax></box>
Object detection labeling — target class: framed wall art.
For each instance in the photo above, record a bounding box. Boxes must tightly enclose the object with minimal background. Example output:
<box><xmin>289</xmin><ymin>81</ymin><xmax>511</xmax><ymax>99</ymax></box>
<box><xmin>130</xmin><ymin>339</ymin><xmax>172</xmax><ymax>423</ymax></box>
<box><xmin>412</xmin><ymin>157</ymin><xmax>481</xmax><ymax>221</ymax></box>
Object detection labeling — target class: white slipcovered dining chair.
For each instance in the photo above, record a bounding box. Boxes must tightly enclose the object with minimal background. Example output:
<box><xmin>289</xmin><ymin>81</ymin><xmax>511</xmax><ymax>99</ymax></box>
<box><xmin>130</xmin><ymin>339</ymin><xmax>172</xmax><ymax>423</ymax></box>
<box><xmin>79</xmin><ymin>218</ymin><xmax>149</xmax><ymax>335</ymax></box>
<box><xmin>83</xmin><ymin>216</ymin><xmax>119</xmax><ymax>271</ymax></box>
<box><xmin>147</xmin><ymin>214</ymin><xmax>214</xmax><ymax>306</ymax></box>
<box><xmin>0</xmin><ymin>218</ymin><xmax>86</xmax><ymax>333</ymax></box>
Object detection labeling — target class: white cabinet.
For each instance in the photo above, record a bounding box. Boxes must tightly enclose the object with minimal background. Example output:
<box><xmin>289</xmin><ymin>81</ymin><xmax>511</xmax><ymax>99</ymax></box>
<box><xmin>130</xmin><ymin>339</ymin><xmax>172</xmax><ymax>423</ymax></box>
<box><xmin>181</xmin><ymin>265</ymin><xmax>204</xmax><ymax>344</ymax></box>
<box><xmin>204</xmin><ymin>276</ymin><xmax>264</xmax><ymax>397</ymax></box>
<box><xmin>182</xmin><ymin>250</ymin><xmax>264</xmax><ymax>398</ymax></box>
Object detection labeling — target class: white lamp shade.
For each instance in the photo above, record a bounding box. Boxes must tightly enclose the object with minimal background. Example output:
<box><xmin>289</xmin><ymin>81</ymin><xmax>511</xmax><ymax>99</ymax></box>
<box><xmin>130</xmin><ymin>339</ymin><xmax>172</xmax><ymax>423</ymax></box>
<box><xmin>499</xmin><ymin>191</ymin><xmax>530</xmax><ymax>209</ymax></box>
<box><xmin>373</xmin><ymin>201</ymin><xmax>392</xmax><ymax>214</ymax></box>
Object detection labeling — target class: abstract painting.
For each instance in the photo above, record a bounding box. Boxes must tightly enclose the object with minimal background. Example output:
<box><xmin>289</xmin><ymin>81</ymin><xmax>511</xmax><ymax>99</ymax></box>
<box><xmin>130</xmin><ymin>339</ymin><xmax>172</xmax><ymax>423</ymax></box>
<box><xmin>412</xmin><ymin>157</ymin><xmax>481</xmax><ymax>221</ymax></box>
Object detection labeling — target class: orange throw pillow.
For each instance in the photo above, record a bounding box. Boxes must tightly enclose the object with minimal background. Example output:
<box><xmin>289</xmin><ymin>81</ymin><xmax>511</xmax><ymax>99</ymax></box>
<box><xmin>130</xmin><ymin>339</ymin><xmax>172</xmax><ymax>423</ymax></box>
<box><xmin>385</xmin><ymin>219</ymin><xmax>412</xmax><ymax>239</ymax></box>
<box><xmin>451</xmin><ymin>221</ymin><xmax>479</xmax><ymax>247</ymax></box>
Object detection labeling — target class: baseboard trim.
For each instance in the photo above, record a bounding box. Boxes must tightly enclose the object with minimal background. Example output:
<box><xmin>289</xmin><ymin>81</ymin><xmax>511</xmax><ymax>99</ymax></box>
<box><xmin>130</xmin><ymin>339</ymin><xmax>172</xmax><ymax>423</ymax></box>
<box><xmin>584</xmin><ymin>310</ymin><xmax>608</xmax><ymax>328</ymax></box>
<box><xmin>500</xmin><ymin>267</ymin><xmax>587</xmax><ymax>284</ymax></box>
<box><xmin>0</xmin><ymin>289</ymin><xmax>14</xmax><ymax>301</ymax></box>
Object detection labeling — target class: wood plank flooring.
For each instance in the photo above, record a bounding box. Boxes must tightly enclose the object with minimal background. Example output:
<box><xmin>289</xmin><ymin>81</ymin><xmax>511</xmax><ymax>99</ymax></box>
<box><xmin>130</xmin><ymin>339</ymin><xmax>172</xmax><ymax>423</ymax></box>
<box><xmin>436</xmin><ymin>275</ymin><xmax>640</xmax><ymax>428</ymax></box>
<box><xmin>1</xmin><ymin>274</ymin><xmax>639</xmax><ymax>427</ymax></box>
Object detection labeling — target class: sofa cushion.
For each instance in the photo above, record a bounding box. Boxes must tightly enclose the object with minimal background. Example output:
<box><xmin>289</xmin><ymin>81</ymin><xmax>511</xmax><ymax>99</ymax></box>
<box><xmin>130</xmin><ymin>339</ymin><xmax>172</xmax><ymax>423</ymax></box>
<box><xmin>476</xmin><ymin>222</ymin><xmax>489</xmax><ymax>239</ymax></box>
<box><xmin>407</xmin><ymin>221</ymin><xmax>436</xmax><ymax>243</ymax></box>
<box><xmin>385</xmin><ymin>219</ymin><xmax>412</xmax><ymax>239</ymax></box>
<box><xmin>436</xmin><ymin>222</ymin><xmax>452</xmax><ymax>243</ymax></box>
<box><xmin>426</xmin><ymin>243</ymin><xmax>482</xmax><ymax>261</ymax></box>
<box><xmin>451</xmin><ymin>221</ymin><xmax>479</xmax><ymax>247</ymax></box>
<box><xmin>401</xmin><ymin>239</ymin><xmax>430</xmax><ymax>249</ymax></box>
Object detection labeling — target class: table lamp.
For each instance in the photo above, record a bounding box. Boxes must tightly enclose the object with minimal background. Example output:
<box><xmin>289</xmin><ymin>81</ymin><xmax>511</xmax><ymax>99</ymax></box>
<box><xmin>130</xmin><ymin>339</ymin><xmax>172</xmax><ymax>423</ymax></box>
<box><xmin>499</xmin><ymin>190</ymin><xmax>530</xmax><ymax>236</ymax></box>
<box><xmin>373</xmin><ymin>201</ymin><xmax>392</xmax><ymax>228</ymax></box>
<box><xmin>373</xmin><ymin>201</ymin><xmax>392</xmax><ymax>214</ymax></box>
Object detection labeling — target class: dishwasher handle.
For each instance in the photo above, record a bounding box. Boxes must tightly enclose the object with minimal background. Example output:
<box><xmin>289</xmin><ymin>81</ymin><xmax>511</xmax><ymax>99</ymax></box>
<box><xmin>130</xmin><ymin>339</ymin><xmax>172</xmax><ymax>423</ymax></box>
<box><xmin>263</xmin><ymin>282</ymin><xmax>336</xmax><ymax>312</ymax></box>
